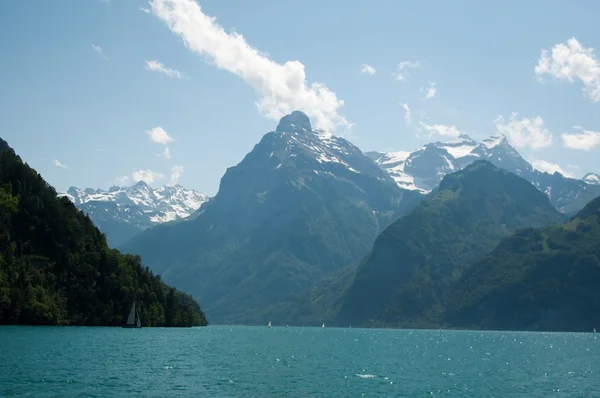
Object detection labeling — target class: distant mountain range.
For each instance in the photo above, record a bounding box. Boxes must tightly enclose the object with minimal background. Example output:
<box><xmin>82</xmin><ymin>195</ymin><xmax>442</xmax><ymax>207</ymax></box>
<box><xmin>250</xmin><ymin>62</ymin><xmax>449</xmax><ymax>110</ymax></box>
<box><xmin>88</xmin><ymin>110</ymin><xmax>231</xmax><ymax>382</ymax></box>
<box><xmin>58</xmin><ymin>183</ymin><xmax>208</xmax><ymax>247</ymax></box>
<box><xmin>55</xmin><ymin>110</ymin><xmax>600</xmax><ymax>331</ymax></box>
<box><xmin>120</xmin><ymin>111</ymin><xmax>416</xmax><ymax>323</ymax></box>
<box><xmin>367</xmin><ymin>134</ymin><xmax>600</xmax><ymax>215</ymax></box>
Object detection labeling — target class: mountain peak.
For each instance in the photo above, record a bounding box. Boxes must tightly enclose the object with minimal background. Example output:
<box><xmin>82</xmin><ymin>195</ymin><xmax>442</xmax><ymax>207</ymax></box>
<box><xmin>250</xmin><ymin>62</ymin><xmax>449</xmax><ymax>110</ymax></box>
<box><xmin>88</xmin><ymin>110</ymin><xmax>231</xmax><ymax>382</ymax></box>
<box><xmin>583</xmin><ymin>172</ymin><xmax>600</xmax><ymax>185</ymax></box>
<box><xmin>482</xmin><ymin>133</ymin><xmax>508</xmax><ymax>149</ymax></box>
<box><xmin>276</xmin><ymin>111</ymin><xmax>312</xmax><ymax>133</ymax></box>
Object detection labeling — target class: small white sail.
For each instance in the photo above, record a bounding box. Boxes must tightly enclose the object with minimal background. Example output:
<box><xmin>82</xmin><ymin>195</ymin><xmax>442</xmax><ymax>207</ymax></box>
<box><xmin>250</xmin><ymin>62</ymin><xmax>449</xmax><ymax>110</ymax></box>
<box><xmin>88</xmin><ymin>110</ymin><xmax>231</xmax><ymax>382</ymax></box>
<box><xmin>126</xmin><ymin>301</ymin><xmax>136</xmax><ymax>325</ymax></box>
<box><xmin>136</xmin><ymin>308</ymin><xmax>141</xmax><ymax>328</ymax></box>
<box><xmin>322</xmin><ymin>323</ymin><xmax>325</xmax><ymax>328</ymax></box>
<box><xmin>268</xmin><ymin>321</ymin><xmax>272</xmax><ymax>328</ymax></box>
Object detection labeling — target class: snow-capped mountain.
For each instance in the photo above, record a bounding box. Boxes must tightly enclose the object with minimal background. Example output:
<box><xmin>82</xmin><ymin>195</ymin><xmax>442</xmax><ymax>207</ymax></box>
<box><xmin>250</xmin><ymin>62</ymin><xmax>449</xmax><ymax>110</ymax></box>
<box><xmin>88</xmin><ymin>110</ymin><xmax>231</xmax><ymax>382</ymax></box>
<box><xmin>583</xmin><ymin>173</ymin><xmax>600</xmax><ymax>185</ymax></box>
<box><xmin>367</xmin><ymin>134</ymin><xmax>600</xmax><ymax>214</ymax></box>
<box><xmin>121</xmin><ymin>111</ymin><xmax>412</xmax><ymax>324</ymax></box>
<box><xmin>59</xmin><ymin>182</ymin><xmax>208</xmax><ymax>246</ymax></box>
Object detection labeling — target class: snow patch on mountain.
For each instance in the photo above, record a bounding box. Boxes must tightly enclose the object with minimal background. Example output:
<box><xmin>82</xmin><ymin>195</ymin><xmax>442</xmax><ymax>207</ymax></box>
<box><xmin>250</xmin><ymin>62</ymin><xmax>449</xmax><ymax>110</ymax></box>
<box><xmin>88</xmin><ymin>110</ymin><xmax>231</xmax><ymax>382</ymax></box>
<box><xmin>59</xmin><ymin>182</ymin><xmax>209</xmax><ymax>224</ymax></box>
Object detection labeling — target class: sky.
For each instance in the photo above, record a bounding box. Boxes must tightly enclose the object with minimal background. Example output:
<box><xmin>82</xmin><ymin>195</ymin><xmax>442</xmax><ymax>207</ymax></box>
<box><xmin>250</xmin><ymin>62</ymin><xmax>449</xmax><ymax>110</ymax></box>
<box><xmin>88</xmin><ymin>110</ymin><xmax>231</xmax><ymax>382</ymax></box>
<box><xmin>1</xmin><ymin>0</ymin><xmax>600</xmax><ymax>196</ymax></box>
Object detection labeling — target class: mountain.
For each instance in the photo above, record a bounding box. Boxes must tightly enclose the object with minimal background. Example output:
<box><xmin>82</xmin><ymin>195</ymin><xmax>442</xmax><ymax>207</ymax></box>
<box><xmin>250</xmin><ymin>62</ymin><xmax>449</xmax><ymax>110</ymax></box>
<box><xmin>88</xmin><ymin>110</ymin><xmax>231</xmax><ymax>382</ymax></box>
<box><xmin>121</xmin><ymin>111</ymin><xmax>418</xmax><ymax>324</ymax></box>
<box><xmin>0</xmin><ymin>137</ymin><xmax>207</xmax><ymax>326</ymax></box>
<box><xmin>59</xmin><ymin>183</ymin><xmax>208</xmax><ymax>247</ymax></box>
<box><xmin>447</xmin><ymin>195</ymin><xmax>600</xmax><ymax>332</ymax></box>
<box><xmin>583</xmin><ymin>173</ymin><xmax>600</xmax><ymax>185</ymax></box>
<box><xmin>367</xmin><ymin>134</ymin><xmax>600</xmax><ymax>214</ymax></box>
<box><xmin>336</xmin><ymin>160</ymin><xmax>565</xmax><ymax>327</ymax></box>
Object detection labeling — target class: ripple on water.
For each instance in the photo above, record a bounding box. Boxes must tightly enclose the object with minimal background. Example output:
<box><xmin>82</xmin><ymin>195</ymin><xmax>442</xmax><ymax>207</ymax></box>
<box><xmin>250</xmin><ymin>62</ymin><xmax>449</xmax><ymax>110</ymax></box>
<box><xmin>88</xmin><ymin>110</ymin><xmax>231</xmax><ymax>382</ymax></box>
<box><xmin>0</xmin><ymin>326</ymin><xmax>598</xmax><ymax>397</ymax></box>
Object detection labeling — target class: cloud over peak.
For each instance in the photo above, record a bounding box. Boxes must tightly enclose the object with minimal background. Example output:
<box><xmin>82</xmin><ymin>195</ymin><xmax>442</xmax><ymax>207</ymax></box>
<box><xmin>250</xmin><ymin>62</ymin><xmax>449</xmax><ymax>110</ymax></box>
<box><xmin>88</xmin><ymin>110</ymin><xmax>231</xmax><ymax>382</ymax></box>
<box><xmin>132</xmin><ymin>169</ymin><xmax>163</xmax><ymax>184</ymax></box>
<box><xmin>493</xmin><ymin>113</ymin><xmax>552</xmax><ymax>151</ymax></box>
<box><xmin>561</xmin><ymin>127</ymin><xmax>600</xmax><ymax>151</ymax></box>
<box><xmin>169</xmin><ymin>166</ymin><xmax>184</xmax><ymax>185</ymax></box>
<box><xmin>418</xmin><ymin>121</ymin><xmax>462</xmax><ymax>137</ymax></box>
<box><xmin>149</xmin><ymin>0</ymin><xmax>349</xmax><ymax>133</ymax></box>
<box><xmin>531</xmin><ymin>159</ymin><xmax>574</xmax><ymax>178</ymax></box>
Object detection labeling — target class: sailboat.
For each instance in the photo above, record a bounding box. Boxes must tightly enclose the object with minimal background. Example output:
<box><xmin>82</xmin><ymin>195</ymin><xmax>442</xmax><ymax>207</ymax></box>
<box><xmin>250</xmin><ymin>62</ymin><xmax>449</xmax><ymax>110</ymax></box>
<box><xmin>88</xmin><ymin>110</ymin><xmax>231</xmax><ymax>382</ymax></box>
<box><xmin>268</xmin><ymin>321</ymin><xmax>272</xmax><ymax>328</ymax></box>
<box><xmin>123</xmin><ymin>300</ymin><xmax>142</xmax><ymax>328</ymax></box>
<box><xmin>322</xmin><ymin>323</ymin><xmax>325</xmax><ymax>328</ymax></box>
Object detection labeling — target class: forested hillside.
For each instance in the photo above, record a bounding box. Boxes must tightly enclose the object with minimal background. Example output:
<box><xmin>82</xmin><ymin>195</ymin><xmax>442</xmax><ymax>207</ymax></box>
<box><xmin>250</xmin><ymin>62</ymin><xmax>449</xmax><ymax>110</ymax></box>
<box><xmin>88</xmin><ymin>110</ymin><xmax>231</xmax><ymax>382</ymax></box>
<box><xmin>0</xmin><ymin>138</ymin><xmax>207</xmax><ymax>327</ymax></box>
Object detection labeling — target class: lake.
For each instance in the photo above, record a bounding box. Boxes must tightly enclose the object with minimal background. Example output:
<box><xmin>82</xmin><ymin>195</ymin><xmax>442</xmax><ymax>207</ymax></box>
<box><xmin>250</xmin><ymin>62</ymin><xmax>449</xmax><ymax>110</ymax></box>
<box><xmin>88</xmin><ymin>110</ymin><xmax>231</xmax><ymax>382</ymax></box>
<box><xmin>0</xmin><ymin>326</ymin><xmax>598</xmax><ymax>396</ymax></box>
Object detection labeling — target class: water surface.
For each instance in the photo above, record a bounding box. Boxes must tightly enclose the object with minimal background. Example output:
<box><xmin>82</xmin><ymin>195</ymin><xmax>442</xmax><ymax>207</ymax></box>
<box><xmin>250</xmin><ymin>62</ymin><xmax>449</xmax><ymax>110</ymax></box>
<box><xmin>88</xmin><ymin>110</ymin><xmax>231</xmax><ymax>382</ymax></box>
<box><xmin>0</xmin><ymin>326</ymin><xmax>598</xmax><ymax>397</ymax></box>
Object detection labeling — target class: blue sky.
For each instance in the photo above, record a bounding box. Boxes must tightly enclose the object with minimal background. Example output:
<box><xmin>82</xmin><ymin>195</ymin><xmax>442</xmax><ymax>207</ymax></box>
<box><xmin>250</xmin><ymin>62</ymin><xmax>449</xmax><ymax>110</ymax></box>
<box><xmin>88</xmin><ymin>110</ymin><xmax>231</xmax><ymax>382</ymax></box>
<box><xmin>1</xmin><ymin>0</ymin><xmax>599</xmax><ymax>196</ymax></box>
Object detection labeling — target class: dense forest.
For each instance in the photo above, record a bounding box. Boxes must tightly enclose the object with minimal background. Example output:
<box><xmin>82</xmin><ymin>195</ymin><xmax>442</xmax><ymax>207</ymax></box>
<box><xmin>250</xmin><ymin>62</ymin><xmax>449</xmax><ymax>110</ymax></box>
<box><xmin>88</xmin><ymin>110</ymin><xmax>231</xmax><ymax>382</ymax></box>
<box><xmin>0</xmin><ymin>138</ymin><xmax>208</xmax><ymax>327</ymax></box>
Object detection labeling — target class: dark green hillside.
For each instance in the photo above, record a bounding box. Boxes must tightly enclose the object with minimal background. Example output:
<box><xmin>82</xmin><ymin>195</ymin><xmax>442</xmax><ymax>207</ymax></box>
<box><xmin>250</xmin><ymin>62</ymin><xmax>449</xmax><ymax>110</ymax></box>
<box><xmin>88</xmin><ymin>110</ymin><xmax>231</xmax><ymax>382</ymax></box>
<box><xmin>0</xmin><ymin>138</ymin><xmax>207</xmax><ymax>326</ymax></box>
<box><xmin>447</xmin><ymin>196</ymin><xmax>600</xmax><ymax>332</ymax></box>
<box><xmin>336</xmin><ymin>160</ymin><xmax>565</xmax><ymax>327</ymax></box>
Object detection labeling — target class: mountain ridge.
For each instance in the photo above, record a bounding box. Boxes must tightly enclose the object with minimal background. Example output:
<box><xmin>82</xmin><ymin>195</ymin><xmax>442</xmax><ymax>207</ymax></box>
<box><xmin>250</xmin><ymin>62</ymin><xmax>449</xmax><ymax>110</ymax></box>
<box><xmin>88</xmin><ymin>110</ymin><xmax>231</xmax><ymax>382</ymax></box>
<box><xmin>121</xmin><ymin>111</ymin><xmax>418</xmax><ymax>324</ymax></box>
<box><xmin>58</xmin><ymin>182</ymin><xmax>208</xmax><ymax>247</ymax></box>
<box><xmin>336</xmin><ymin>160</ymin><xmax>565</xmax><ymax>327</ymax></box>
<box><xmin>367</xmin><ymin>134</ymin><xmax>600</xmax><ymax>214</ymax></box>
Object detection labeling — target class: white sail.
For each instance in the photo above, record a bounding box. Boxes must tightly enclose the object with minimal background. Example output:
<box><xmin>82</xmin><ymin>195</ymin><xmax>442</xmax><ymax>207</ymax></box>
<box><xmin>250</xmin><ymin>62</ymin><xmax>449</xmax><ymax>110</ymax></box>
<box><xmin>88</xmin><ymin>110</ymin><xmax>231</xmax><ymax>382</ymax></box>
<box><xmin>268</xmin><ymin>321</ymin><xmax>272</xmax><ymax>328</ymax></box>
<box><xmin>136</xmin><ymin>309</ymin><xmax>141</xmax><ymax>328</ymax></box>
<box><xmin>126</xmin><ymin>301</ymin><xmax>136</xmax><ymax>325</ymax></box>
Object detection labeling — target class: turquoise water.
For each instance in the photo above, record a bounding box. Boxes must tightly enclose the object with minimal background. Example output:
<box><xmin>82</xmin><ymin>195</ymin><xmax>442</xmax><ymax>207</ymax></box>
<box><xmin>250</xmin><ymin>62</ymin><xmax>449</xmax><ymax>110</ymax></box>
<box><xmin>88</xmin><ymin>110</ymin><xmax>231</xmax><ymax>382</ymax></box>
<box><xmin>0</xmin><ymin>326</ymin><xmax>598</xmax><ymax>397</ymax></box>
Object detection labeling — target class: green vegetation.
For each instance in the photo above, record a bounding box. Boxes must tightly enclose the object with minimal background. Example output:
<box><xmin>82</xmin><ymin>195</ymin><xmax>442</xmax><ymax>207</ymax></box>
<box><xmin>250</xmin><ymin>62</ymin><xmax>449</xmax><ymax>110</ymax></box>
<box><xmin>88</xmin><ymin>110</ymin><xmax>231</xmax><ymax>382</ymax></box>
<box><xmin>336</xmin><ymin>160</ymin><xmax>565</xmax><ymax>327</ymax></box>
<box><xmin>446</xmin><ymin>195</ymin><xmax>600</xmax><ymax>332</ymax></box>
<box><xmin>0</xmin><ymin>138</ymin><xmax>208</xmax><ymax>327</ymax></box>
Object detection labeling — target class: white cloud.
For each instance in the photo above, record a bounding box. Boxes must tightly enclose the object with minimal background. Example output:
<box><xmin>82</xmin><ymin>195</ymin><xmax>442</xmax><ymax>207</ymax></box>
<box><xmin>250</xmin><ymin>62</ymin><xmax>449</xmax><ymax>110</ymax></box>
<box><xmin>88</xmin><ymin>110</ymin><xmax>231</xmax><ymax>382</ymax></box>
<box><xmin>132</xmin><ymin>169</ymin><xmax>164</xmax><ymax>184</ymax></box>
<box><xmin>146</xmin><ymin>126</ymin><xmax>174</xmax><ymax>145</ymax></box>
<box><xmin>149</xmin><ymin>0</ymin><xmax>349</xmax><ymax>133</ymax></box>
<box><xmin>393</xmin><ymin>61</ymin><xmax>420</xmax><ymax>81</ymax></box>
<box><xmin>139</xmin><ymin>7</ymin><xmax>151</xmax><ymax>13</ymax></box>
<box><xmin>169</xmin><ymin>166</ymin><xmax>184</xmax><ymax>185</ymax></box>
<box><xmin>531</xmin><ymin>159</ymin><xmax>574</xmax><ymax>178</ymax></box>
<box><xmin>493</xmin><ymin>113</ymin><xmax>552</xmax><ymax>150</ymax></box>
<box><xmin>360</xmin><ymin>64</ymin><xmax>376</xmax><ymax>75</ymax></box>
<box><xmin>53</xmin><ymin>159</ymin><xmax>68</xmax><ymax>169</ymax></box>
<box><xmin>424</xmin><ymin>81</ymin><xmax>436</xmax><ymax>100</ymax></box>
<box><xmin>115</xmin><ymin>175</ymin><xmax>129</xmax><ymax>186</ymax></box>
<box><xmin>418</xmin><ymin>121</ymin><xmax>462</xmax><ymax>137</ymax></box>
<box><xmin>535</xmin><ymin>38</ymin><xmax>600</xmax><ymax>102</ymax></box>
<box><xmin>92</xmin><ymin>44</ymin><xmax>108</xmax><ymax>60</ymax></box>
<box><xmin>145</xmin><ymin>60</ymin><xmax>186</xmax><ymax>79</ymax></box>
<box><xmin>160</xmin><ymin>147</ymin><xmax>172</xmax><ymax>159</ymax></box>
<box><xmin>561</xmin><ymin>127</ymin><xmax>600</xmax><ymax>150</ymax></box>
<box><xmin>399</xmin><ymin>102</ymin><xmax>411</xmax><ymax>126</ymax></box>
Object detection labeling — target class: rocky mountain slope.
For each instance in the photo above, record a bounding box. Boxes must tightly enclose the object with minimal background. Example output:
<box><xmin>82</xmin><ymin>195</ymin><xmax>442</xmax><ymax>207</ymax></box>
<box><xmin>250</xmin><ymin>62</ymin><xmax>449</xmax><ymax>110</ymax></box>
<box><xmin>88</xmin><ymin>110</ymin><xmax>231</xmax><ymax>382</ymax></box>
<box><xmin>367</xmin><ymin>134</ymin><xmax>600</xmax><ymax>214</ymax></box>
<box><xmin>59</xmin><ymin>183</ymin><xmax>208</xmax><ymax>247</ymax></box>
<box><xmin>121</xmin><ymin>111</ymin><xmax>418</xmax><ymax>324</ymax></box>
